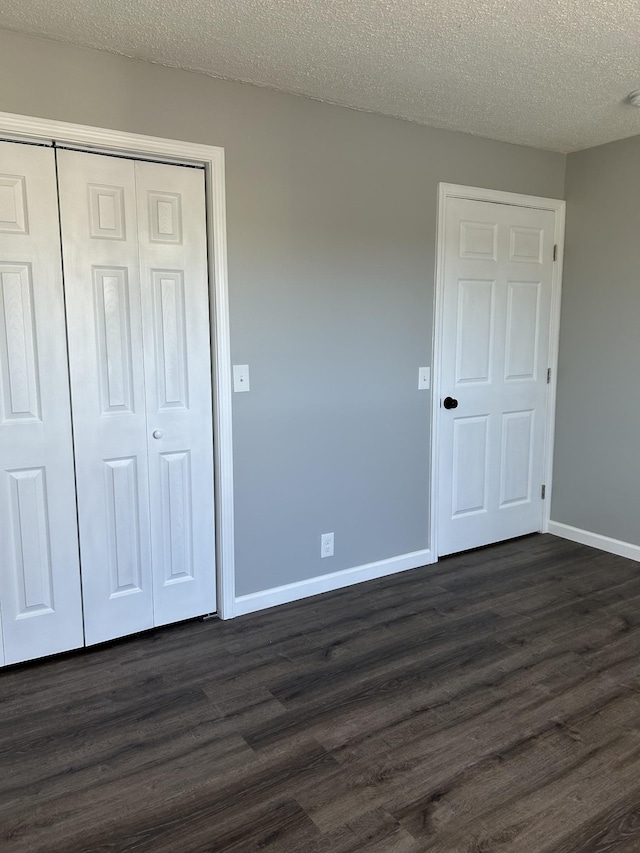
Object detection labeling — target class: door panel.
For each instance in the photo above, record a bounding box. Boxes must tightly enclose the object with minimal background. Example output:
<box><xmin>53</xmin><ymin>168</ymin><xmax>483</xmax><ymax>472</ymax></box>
<box><xmin>456</xmin><ymin>279</ymin><xmax>494</xmax><ymax>384</ymax></box>
<box><xmin>451</xmin><ymin>415</ymin><xmax>489</xmax><ymax>517</ymax></box>
<box><xmin>0</xmin><ymin>142</ymin><xmax>84</xmax><ymax>664</ymax></box>
<box><xmin>0</xmin><ymin>263</ymin><xmax>40</xmax><ymax>418</ymax></box>
<box><xmin>499</xmin><ymin>410</ymin><xmax>535</xmax><ymax>506</ymax></box>
<box><xmin>57</xmin><ymin>149</ymin><xmax>154</xmax><ymax>646</ymax></box>
<box><xmin>93</xmin><ymin>266</ymin><xmax>136</xmax><ymax>413</ymax></box>
<box><xmin>505</xmin><ymin>281</ymin><xmax>541</xmax><ymax>380</ymax></box>
<box><xmin>438</xmin><ymin>197</ymin><xmax>555</xmax><ymax>556</ymax></box>
<box><xmin>7</xmin><ymin>468</ymin><xmax>55</xmax><ymax>615</ymax></box>
<box><xmin>135</xmin><ymin>161</ymin><xmax>216</xmax><ymax>625</ymax></box>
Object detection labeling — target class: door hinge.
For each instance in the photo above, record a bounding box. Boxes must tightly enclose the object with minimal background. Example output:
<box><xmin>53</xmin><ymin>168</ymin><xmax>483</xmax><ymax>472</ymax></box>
<box><xmin>547</xmin><ymin>367</ymin><xmax>551</xmax><ymax>384</ymax></box>
<box><xmin>553</xmin><ymin>244</ymin><xmax>558</xmax><ymax>261</ymax></box>
<box><xmin>541</xmin><ymin>484</ymin><xmax>546</xmax><ymax>500</ymax></box>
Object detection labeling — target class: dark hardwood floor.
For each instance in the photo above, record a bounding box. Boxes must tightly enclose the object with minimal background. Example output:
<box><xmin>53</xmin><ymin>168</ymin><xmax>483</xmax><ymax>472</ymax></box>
<box><xmin>3</xmin><ymin>534</ymin><xmax>640</xmax><ymax>851</ymax></box>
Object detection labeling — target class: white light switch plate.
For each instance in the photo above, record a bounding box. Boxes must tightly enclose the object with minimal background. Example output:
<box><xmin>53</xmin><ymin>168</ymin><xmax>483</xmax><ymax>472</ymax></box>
<box><xmin>418</xmin><ymin>367</ymin><xmax>430</xmax><ymax>390</ymax></box>
<box><xmin>233</xmin><ymin>364</ymin><xmax>250</xmax><ymax>392</ymax></box>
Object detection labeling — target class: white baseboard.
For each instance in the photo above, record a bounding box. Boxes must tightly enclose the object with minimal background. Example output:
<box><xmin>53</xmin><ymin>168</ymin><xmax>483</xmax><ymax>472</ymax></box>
<box><xmin>548</xmin><ymin>520</ymin><xmax>640</xmax><ymax>563</ymax></box>
<box><xmin>234</xmin><ymin>548</ymin><xmax>435</xmax><ymax>617</ymax></box>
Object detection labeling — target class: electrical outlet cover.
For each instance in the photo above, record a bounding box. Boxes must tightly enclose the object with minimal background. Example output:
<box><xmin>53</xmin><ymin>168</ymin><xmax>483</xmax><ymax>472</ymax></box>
<box><xmin>321</xmin><ymin>532</ymin><xmax>334</xmax><ymax>557</ymax></box>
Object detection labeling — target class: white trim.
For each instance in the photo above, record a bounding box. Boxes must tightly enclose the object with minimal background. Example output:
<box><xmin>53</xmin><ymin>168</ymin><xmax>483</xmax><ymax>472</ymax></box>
<box><xmin>548</xmin><ymin>521</ymin><xmax>640</xmax><ymax>563</ymax></box>
<box><xmin>541</xmin><ymin>203</ymin><xmax>565</xmax><ymax>532</ymax></box>
<box><xmin>430</xmin><ymin>183</ymin><xmax>565</xmax><ymax>558</ymax></box>
<box><xmin>0</xmin><ymin>112</ymin><xmax>219</xmax><ymax>164</ymax></box>
<box><xmin>234</xmin><ymin>549</ymin><xmax>435</xmax><ymax>617</ymax></box>
<box><xmin>0</xmin><ymin>111</ymin><xmax>236</xmax><ymax>619</ymax></box>
<box><xmin>435</xmin><ymin>183</ymin><xmax>566</xmax><ymax>211</ymax></box>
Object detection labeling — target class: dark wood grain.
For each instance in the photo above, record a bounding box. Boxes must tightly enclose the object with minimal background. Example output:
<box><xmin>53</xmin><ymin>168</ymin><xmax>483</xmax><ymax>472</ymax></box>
<box><xmin>2</xmin><ymin>533</ymin><xmax>640</xmax><ymax>851</ymax></box>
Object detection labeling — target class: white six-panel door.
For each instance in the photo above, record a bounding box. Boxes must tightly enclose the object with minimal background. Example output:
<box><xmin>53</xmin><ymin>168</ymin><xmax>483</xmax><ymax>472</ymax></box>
<box><xmin>0</xmin><ymin>142</ymin><xmax>84</xmax><ymax>664</ymax></box>
<box><xmin>438</xmin><ymin>197</ymin><xmax>556</xmax><ymax>556</ymax></box>
<box><xmin>57</xmin><ymin>150</ymin><xmax>215</xmax><ymax>645</ymax></box>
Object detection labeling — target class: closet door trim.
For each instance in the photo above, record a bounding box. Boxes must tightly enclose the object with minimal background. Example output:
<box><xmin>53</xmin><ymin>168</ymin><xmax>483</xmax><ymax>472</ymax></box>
<box><xmin>0</xmin><ymin>111</ymin><xmax>236</xmax><ymax>619</ymax></box>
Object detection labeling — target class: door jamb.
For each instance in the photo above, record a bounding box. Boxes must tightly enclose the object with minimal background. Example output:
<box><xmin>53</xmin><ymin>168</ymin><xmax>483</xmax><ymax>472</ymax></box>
<box><xmin>430</xmin><ymin>183</ymin><xmax>565</xmax><ymax>560</ymax></box>
<box><xmin>0</xmin><ymin>111</ymin><xmax>237</xmax><ymax>618</ymax></box>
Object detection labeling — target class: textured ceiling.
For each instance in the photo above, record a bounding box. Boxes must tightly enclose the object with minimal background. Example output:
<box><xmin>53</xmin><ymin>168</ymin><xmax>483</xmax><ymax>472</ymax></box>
<box><xmin>2</xmin><ymin>0</ymin><xmax>640</xmax><ymax>152</ymax></box>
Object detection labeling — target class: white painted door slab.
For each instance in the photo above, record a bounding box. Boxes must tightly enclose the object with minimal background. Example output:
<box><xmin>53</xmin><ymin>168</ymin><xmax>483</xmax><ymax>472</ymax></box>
<box><xmin>135</xmin><ymin>160</ymin><xmax>216</xmax><ymax>625</ymax></box>
<box><xmin>437</xmin><ymin>197</ymin><xmax>555</xmax><ymax>556</ymax></box>
<box><xmin>58</xmin><ymin>150</ymin><xmax>215</xmax><ymax>644</ymax></box>
<box><xmin>0</xmin><ymin>142</ymin><xmax>84</xmax><ymax>664</ymax></box>
<box><xmin>57</xmin><ymin>150</ymin><xmax>155</xmax><ymax>645</ymax></box>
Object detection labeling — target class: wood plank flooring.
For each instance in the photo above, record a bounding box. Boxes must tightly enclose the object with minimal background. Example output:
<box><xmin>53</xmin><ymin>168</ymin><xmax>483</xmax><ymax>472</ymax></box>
<box><xmin>3</xmin><ymin>533</ymin><xmax>640</xmax><ymax>851</ymax></box>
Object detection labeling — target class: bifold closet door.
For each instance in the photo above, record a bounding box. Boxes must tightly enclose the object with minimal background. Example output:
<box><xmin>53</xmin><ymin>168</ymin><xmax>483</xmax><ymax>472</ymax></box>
<box><xmin>0</xmin><ymin>142</ymin><xmax>84</xmax><ymax>665</ymax></box>
<box><xmin>134</xmin><ymin>160</ymin><xmax>216</xmax><ymax>627</ymax></box>
<box><xmin>57</xmin><ymin>149</ymin><xmax>216</xmax><ymax>646</ymax></box>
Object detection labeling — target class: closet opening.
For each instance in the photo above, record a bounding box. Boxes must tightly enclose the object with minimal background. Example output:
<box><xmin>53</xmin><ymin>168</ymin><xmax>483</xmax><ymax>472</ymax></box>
<box><xmin>0</xmin><ymin>117</ymin><xmax>233</xmax><ymax>667</ymax></box>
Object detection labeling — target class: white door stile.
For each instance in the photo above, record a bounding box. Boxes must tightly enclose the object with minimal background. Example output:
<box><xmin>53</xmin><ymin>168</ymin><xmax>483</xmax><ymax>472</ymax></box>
<box><xmin>0</xmin><ymin>141</ymin><xmax>84</xmax><ymax>663</ymax></box>
<box><xmin>135</xmin><ymin>160</ymin><xmax>216</xmax><ymax>624</ymax></box>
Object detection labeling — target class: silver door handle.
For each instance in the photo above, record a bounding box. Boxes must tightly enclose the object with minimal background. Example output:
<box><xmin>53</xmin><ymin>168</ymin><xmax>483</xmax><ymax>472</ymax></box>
<box><xmin>152</xmin><ymin>430</ymin><xmax>163</xmax><ymax>439</ymax></box>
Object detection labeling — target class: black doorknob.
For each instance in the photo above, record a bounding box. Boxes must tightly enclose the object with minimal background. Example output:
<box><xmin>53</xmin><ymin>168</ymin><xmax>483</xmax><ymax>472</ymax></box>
<box><xmin>443</xmin><ymin>396</ymin><xmax>458</xmax><ymax>410</ymax></box>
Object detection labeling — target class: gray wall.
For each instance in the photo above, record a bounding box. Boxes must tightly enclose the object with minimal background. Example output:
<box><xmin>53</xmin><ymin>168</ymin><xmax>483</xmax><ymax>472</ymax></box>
<box><xmin>552</xmin><ymin>135</ymin><xmax>640</xmax><ymax>545</ymax></box>
<box><xmin>0</xmin><ymin>29</ymin><xmax>566</xmax><ymax>596</ymax></box>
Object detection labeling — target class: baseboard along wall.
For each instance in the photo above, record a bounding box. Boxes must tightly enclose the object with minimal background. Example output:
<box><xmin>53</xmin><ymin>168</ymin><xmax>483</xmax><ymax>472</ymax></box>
<box><xmin>234</xmin><ymin>548</ymin><xmax>434</xmax><ymax>617</ymax></box>
<box><xmin>233</xmin><ymin>521</ymin><xmax>640</xmax><ymax>619</ymax></box>
<box><xmin>548</xmin><ymin>520</ymin><xmax>640</xmax><ymax>563</ymax></box>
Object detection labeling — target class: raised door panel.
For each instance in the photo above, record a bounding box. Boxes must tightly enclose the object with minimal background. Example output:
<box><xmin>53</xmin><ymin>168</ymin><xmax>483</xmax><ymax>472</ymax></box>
<box><xmin>104</xmin><ymin>456</ymin><xmax>145</xmax><ymax>594</ymax></box>
<box><xmin>152</xmin><ymin>270</ymin><xmax>188</xmax><ymax>410</ymax></box>
<box><xmin>0</xmin><ymin>142</ymin><xmax>83</xmax><ymax>664</ymax></box>
<box><xmin>0</xmin><ymin>174</ymin><xmax>27</xmax><ymax>233</ymax></box>
<box><xmin>451</xmin><ymin>415</ymin><xmax>489</xmax><ymax>518</ymax></box>
<box><xmin>93</xmin><ymin>266</ymin><xmax>135</xmax><ymax>414</ymax></box>
<box><xmin>499</xmin><ymin>410</ymin><xmax>535</xmax><ymax>507</ymax></box>
<box><xmin>459</xmin><ymin>220</ymin><xmax>497</xmax><ymax>260</ymax></box>
<box><xmin>455</xmin><ymin>279</ymin><xmax>495</xmax><ymax>385</ymax></box>
<box><xmin>57</xmin><ymin>149</ymin><xmax>154</xmax><ymax>646</ymax></box>
<box><xmin>159</xmin><ymin>450</ymin><xmax>194</xmax><ymax>585</ymax></box>
<box><xmin>509</xmin><ymin>226</ymin><xmax>544</xmax><ymax>264</ymax></box>
<box><xmin>7</xmin><ymin>468</ymin><xmax>55</xmax><ymax>616</ymax></box>
<box><xmin>135</xmin><ymin>160</ymin><xmax>216</xmax><ymax>626</ymax></box>
<box><xmin>0</xmin><ymin>263</ymin><xmax>40</xmax><ymax>421</ymax></box>
<box><xmin>505</xmin><ymin>281</ymin><xmax>541</xmax><ymax>382</ymax></box>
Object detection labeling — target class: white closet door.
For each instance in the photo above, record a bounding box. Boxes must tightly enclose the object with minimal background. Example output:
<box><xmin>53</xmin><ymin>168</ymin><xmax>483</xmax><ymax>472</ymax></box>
<box><xmin>58</xmin><ymin>150</ymin><xmax>216</xmax><ymax>644</ymax></box>
<box><xmin>0</xmin><ymin>142</ymin><xmax>84</xmax><ymax>664</ymax></box>
<box><xmin>57</xmin><ymin>150</ymin><xmax>154</xmax><ymax>645</ymax></box>
<box><xmin>135</xmin><ymin>161</ymin><xmax>216</xmax><ymax>624</ymax></box>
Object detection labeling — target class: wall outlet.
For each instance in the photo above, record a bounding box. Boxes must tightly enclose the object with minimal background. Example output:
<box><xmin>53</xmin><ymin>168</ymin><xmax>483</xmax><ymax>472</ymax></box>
<box><xmin>321</xmin><ymin>532</ymin><xmax>334</xmax><ymax>558</ymax></box>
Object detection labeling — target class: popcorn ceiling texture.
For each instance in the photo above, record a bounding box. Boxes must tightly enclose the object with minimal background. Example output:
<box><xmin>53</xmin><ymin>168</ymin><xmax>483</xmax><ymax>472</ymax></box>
<box><xmin>1</xmin><ymin>0</ymin><xmax>640</xmax><ymax>152</ymax></box>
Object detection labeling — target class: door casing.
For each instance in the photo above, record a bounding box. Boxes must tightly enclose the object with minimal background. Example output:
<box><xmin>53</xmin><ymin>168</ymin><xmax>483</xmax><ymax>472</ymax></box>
<box><xmin>0</xmin><ymin>111</ymin><xmax>237</xmax><ymax>619</ymax></box>
<box><xmin>430</xmin><ymin>183</ymin><xmax>565</xmax><ymax>559</ymax></box>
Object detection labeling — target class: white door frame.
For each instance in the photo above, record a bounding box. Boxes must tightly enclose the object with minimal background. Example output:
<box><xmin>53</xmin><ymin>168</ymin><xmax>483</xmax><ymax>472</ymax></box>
<box><xmin>0</xmin><ymin>111</ymin><xmax>236</xmax><ymax>618</ymax></box>
<box><xmin>430</xmin><ymin>183</ymin><xmax>565</xmax><ymax>559</ymax></box>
